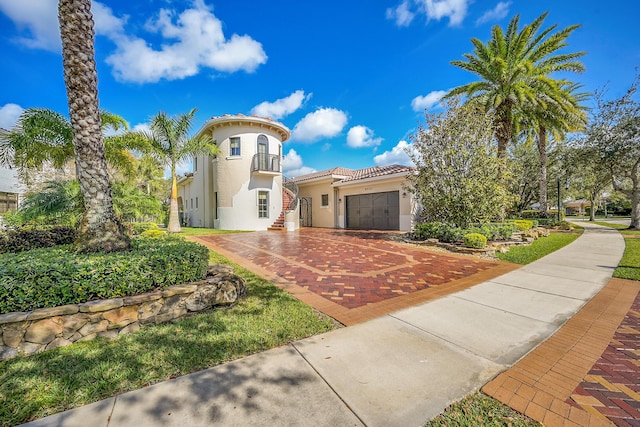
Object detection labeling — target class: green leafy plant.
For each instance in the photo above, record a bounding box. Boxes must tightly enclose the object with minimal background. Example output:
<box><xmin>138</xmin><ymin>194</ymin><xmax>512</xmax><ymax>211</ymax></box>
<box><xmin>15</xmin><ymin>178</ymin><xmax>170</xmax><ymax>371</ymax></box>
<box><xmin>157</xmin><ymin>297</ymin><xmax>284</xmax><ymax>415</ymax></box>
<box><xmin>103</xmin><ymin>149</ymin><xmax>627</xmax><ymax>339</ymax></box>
<box><xmin>0</xmin><ymin>227</ymin><xmax>77</xmax><ymax>254</ymax></box>
<box><xmin>0</xmin><ymin>235</ymin><xmax>209</xmax><ymax>313</ymax></box>
<box><xmin>513</xmin><ymin>219</ymin><xmax>534</xmax><ymax>231</ymax></box>
<box><xmin>138</xmin><ymin>229</ymin><xmax>165</xmax><ymax>238</ymax></box>
<box><xmin>463</xmin><ymin>233</ymin><xmax>487</xmax><ymax>248</ymax></box>
<box><xmin>129</xmin><ymin>222</ymin><xmax>159</xmax><ymax>235</ymax></box>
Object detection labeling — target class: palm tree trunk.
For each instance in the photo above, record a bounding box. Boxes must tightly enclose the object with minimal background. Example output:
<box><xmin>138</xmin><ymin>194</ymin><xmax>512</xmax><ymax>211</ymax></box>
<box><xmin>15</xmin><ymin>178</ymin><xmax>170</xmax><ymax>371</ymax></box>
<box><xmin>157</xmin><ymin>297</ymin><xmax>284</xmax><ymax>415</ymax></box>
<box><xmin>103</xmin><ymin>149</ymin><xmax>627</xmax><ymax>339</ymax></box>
<box><xmin>538</xmin><ymin>125</ymin><xmax>548</xmax><ymax>214</ymax></box>
<box><xmin>494</xmin><ymin>102</ymin><xmax>513</xmax><ymax>159</ymax></box>
<box><xmin>167</xmin><ymin>168</ymin><xmax>182</xmax><ymax>233</ymax></box>
<box><xmin>59</xmin><ymin>0</ymin><xmax>130</xmax><ymax>252</ymax></box>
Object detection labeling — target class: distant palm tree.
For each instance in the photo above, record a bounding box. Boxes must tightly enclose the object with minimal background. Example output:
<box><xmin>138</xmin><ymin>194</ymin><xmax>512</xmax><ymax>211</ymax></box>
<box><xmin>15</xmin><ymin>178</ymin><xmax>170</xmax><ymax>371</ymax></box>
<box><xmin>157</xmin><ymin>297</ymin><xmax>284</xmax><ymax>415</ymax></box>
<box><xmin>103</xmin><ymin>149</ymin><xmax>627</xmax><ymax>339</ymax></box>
<box><xmin>520</xmin><ymin>81</ymin><xmax>588</xmax><ymax>212</ymax></box>
<box><xmin>0</xmin><ymin>108</ymin><xmax>144</xmax><ymax>186</ymax></box>
<box><xmin>445</xmin><ymin>12</ymin><xmax>585</xmax><ymax>159</ymax></box>
<box><xmin>141</xmin><ymin>108</ymin><xmax>217</xmax><ymax>233</ymax></box>
<box><xmin>58</xmin><ymin>0</ymin><xmax>129</xmax><ymax>251</ymax></box>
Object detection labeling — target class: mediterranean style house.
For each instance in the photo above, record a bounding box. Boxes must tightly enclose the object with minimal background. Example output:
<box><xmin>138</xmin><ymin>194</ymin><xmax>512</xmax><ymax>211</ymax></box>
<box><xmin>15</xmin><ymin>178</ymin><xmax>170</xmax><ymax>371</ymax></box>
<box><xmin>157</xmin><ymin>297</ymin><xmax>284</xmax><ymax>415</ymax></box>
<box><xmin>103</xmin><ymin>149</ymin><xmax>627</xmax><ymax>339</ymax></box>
<box><xmin>177</xmin><ymin>114</ymin><xmax>416</xmax><ymax>231</ymax></box>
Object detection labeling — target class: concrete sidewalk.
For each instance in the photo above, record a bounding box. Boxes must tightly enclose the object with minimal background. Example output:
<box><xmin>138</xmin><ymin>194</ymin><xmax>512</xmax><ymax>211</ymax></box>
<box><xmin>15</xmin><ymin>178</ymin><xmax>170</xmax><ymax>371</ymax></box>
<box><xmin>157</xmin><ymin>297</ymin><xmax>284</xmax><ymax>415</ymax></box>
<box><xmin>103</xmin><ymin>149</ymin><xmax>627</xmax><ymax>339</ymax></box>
<box><xmin>21</xmin><ymin>222</ymin><xmax>625</xmax><ymax>427</ymax></box>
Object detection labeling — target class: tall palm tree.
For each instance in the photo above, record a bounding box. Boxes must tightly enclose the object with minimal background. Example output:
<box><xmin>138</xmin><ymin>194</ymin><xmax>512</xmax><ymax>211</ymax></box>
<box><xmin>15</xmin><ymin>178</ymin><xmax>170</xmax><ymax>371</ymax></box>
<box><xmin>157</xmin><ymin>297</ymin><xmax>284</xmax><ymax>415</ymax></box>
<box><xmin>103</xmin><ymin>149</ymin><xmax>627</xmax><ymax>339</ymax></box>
<box><xmin>141</xmin><ymin>108</ymin><xmax>217</xmax><ymax>233</ymax></box>
<box><xmin>58</xmin><ymin>0</ymin><xmax>129</xmax><ymax>252</ymax></box>
<box><xmin>445</xmin><ymin>12</ymin><xmax>585</xmax><ymax>159</ymax></box>
<box><xmin>0</xmin><ymin>108</ymin><xmax>143</xmax><ymax>186</ymax></box>
<box><xmin>518</xmin><ymin>80</ymin><xmax>588</xmax><ymax>212</ymax></box>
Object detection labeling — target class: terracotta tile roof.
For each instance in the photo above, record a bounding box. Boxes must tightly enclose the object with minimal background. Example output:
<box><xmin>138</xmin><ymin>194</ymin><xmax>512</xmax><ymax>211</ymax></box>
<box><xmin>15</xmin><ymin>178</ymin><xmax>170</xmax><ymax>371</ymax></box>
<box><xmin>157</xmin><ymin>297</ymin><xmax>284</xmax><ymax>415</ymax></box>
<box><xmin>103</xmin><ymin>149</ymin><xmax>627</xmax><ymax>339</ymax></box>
<box><xmin>339</xmin><ymin>164</ymin><xmax>414</xmax><ymax>183</ymax></box>
<box><xmin>288</xmin><ymin>167</ymin><xmax>355</xmax><ymax>183</ymax></box>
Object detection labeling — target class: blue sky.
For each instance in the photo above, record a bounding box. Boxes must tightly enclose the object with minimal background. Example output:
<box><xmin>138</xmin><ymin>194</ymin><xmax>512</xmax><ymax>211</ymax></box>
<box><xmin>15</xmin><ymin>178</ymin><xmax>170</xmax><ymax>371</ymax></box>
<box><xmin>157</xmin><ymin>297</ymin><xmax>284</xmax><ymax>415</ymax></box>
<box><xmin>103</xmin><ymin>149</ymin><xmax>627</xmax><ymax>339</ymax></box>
<box><xmin>0</xmin><ymin>0</ymin><xmax>638</xmax><ymax>179</ymax></box>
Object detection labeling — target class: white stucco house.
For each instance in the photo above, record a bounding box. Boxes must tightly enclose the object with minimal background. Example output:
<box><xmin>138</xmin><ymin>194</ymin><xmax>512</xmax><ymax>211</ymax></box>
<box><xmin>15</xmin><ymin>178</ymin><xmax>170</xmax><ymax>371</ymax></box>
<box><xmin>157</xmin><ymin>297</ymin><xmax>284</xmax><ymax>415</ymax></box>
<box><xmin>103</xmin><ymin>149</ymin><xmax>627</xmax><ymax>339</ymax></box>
<box><xmin>177</xmin><ymin>114</ymin><xmax>417</xmax><ymax>231</ymax></box>
<box><xmin>0</xmin><ymin>166</ymin><xmax>23</xmax><ymax>225</ymax></box>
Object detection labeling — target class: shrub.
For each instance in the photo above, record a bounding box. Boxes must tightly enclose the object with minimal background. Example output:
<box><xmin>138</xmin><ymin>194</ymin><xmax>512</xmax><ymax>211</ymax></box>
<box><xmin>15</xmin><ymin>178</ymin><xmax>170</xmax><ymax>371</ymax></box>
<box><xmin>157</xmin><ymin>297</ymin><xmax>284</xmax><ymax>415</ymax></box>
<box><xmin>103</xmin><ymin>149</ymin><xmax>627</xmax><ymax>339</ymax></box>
<box><xmin>520</xmin><ymin>209</ymin><xmax>546</xmax><ymax>219</ymax></box>
<box><xmin>0</xmin><ymin>227</ymin><xmax>77</xmax><ymax>254</ymax></box>
<box><xmin>463</xmin><ymin>233</ymin><xmax>487</xmax><ymax>249</ymax></box>
<box><xmin>139</xmin><ymin>229</ymin><xmax>166</xmax><ymax>238</ymax></box>
<box><xmin>466</xmin><ymin>223</ymin><xmax>517</xmax><ymax>241</ymax></box>
<box><xmin>513</xmin><ymin>220</ymin><xmax>534</xmax><ymax>231</ymax></box>
<box><xmin>0</xmin><ymin>235</ymin><xmax>209</xmax><ymax>313</ymax></box>
<box><xmin>130</xmin><ymin>222</ymin><xmax>159</xmax><ymax>235</ymax></box>
<box><xmin>413</xmin><ymin>222</ymin><xmax>446</xmax><ymax>240</ymax></box>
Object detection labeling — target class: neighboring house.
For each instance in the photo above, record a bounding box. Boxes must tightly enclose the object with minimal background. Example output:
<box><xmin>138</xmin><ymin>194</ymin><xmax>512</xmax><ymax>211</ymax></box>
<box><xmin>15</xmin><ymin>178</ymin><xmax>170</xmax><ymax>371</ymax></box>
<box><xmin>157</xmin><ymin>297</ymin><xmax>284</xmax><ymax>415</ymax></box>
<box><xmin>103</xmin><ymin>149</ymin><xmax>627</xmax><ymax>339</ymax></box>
<box><xmin>0</xmin><ymin>166</ymin><xmax>24</xmax><ymax>226</ymax></box>
<box><xmin>178</xmin><ymin>114</ymin><xmax>417</xmax><ymax>232</ymax></box>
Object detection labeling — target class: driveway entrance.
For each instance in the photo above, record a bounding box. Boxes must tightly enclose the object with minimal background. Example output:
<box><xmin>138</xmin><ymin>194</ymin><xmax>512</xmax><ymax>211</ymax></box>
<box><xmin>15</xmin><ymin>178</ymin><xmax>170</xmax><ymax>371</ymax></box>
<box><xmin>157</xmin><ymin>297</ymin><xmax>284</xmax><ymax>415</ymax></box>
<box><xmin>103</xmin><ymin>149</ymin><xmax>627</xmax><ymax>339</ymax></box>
<box><xmin>193</xmin><ymin>228</ymin><xmax>517</xmax><ymax>325</ymax></box>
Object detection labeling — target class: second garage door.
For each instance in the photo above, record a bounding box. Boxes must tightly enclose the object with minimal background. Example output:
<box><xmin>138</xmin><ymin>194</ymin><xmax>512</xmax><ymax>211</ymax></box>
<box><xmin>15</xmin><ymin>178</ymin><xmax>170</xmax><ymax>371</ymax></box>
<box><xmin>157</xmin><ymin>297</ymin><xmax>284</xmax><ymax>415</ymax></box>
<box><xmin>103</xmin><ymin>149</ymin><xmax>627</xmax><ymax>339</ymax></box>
<box><xmin>346</xmin><ymin>191</ymin><xmax>399</xmax><ymax>230</ymax></box>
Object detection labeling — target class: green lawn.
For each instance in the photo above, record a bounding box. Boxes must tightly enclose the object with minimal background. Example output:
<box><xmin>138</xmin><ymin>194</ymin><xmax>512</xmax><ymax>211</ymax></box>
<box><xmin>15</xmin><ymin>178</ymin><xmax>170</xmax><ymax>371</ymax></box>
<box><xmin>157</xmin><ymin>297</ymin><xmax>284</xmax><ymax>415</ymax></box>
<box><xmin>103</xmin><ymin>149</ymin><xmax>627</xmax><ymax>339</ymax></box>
<box><xmin>496</xmin><ymin>229</ymin><xmax>582</xmax><ymax>264</ymax></box>
<box><xmin>177</xmin><ymin>227</ymin><xmax>252</xmax><ymax>236</ymax></box>
<box><xmin>0</xmin><ymin>251</ymin><xmax>337</xmax><ymax>427</ymax></box>
<box><xmin>425</xmin><ymin>392</ymin><xmax>542</xmax><ymax>427</ymax></box>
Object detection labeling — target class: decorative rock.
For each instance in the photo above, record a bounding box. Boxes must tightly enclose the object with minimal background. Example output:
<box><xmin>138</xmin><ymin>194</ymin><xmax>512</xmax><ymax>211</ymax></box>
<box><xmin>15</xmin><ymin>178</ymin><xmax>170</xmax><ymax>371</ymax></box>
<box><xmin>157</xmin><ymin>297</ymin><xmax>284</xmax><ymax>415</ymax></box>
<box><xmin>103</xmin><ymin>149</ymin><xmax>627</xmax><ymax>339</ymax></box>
<box><xmin>161</xmin><ymin>284</ymin><xmax>198</xmax><ymax>297</ymax></box>
<box><xmin>119</xmin><ymin>322</ymin><xmax>140</xmax><ymax>335</ymax></box>
<box><xmin>18</xmin><ymin>341</ymin><xmax>42</xmax><ymax>356</ymax></box>
<box><xmin>0</xmin><ymin>345</ymin><xmax>18</xmax><ymax>359</ymax></box>
<box><xmin>2</xmin><ymin>322</ymin><xmax>27</xmax><ymax>348</ymax></box>
<box><xmin>208</xmin><ymin>264</ymin><xmax>234</xmax><ymax>275</ymax></box>
<box><xmin>139</xmin><ymin>300</ymin><xmax>163</xmax><ymax>323</ymax></box>
<box><xmin>79</xmin><ymin>298</ymin><xmax>124</xmax><ymax>313</ymax></box>
<box><xmin>78</xmin><ymin>333</ymin><xmax>97</xmax><ymax>342</ymax></box>
<box><xmin>215</xmin><ymin>275</ymin><xmax>246</xmax><ymax>305</ymax></box>
<box><xmin>123</xmin><ymin>291</ymin><xmax>161</xmax><ymax>306</ymax></box>
<box><xmin>61</xmin><ymin>314</ymin><xmax>90</xmax><ymax>339</ymax></box>
<box><xmin>103</xmin><ymin>305</ymin><xmax>138</xmax><ymax>329</ymax></box>
<box><xmin>184</xmin><ymin>284</ymin><xmax>219</xmax><ymax>312</ymax></box>
<box><xmin>27</xmin><ymin>304</ymin><xmax>79</xmax><ymax>321</ymax></box>
<box><xmin>24</xmin><ymin>319</ymin><xmax>64</xmax><ymax>344</ymax></box>
<box><xmin>79</xmin><ymin>320</ymin><xmax>109</xmax><ymax>336</ymax></box>
<box><xmin>0</xmin><ymin>312</ymin><xmax>29</xmax><ymax>324</ymax></box>
<box><xmin>45</xmin><ymin>337</ymin><xmax>73</xmax><ymax>351</ymax></box>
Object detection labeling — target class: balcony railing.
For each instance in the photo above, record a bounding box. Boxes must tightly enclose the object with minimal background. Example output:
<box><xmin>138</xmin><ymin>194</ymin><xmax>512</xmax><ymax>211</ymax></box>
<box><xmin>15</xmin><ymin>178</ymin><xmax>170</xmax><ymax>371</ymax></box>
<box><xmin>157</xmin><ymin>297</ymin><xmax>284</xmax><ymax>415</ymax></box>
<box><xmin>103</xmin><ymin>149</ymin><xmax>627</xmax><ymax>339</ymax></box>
<box><xmin>251</xmin><ymin>153</ymin><xmax>281</xmax><ymax>174</ymax></box>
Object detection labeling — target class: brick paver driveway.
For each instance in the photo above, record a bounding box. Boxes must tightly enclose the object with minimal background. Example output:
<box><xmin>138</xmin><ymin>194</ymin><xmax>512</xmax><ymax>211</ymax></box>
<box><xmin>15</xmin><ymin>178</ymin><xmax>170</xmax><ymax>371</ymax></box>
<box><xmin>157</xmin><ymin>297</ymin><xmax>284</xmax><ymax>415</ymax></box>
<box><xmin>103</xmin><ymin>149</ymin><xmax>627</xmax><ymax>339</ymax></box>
<box><xmin>193</xmin><ymin>228</ymin><xmax>517</xmax><ymax>325</ymax></box>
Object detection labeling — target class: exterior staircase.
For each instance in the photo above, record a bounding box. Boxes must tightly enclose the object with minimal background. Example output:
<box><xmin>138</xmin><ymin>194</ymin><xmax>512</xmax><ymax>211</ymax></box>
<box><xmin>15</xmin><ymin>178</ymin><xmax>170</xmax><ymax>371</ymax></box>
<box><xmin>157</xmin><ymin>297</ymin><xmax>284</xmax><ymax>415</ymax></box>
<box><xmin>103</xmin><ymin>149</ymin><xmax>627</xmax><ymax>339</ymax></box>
<box><xmin>268</xmin><ymin>185</ymin><xmax>296</xmax><ymax>231</ymax></box>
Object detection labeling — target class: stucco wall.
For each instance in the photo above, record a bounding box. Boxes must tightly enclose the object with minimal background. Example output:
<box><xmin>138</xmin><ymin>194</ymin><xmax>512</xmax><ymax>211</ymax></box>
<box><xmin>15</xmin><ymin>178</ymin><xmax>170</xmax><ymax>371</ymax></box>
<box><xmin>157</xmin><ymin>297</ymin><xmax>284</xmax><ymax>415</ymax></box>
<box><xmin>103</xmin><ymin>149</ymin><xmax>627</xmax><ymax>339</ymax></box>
<box><xmin>297</xmin><ymin>179</ymin><xmax>337</xmax><ymax>228</ymax></box>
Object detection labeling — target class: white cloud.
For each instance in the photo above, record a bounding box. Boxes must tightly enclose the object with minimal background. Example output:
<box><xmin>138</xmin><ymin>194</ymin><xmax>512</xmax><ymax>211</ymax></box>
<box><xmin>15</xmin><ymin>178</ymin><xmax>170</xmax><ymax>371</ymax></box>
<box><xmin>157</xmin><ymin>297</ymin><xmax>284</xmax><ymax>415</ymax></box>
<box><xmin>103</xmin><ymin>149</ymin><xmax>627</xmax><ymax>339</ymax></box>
<box><xmin>281</xmin><ymin>148</ymin><xmax>316</xmax><ymax>177</ymax></box>
<box><xmin>387</xmin><ymin>0</ymin><xmax>470</xmax><ymax>27</ymax></box>
<box><xmin>250</xmin><ymin>90</ymin><xmax>312</xmax><ymax>120</ymax></box>
<box><xmin>386</xmin><ymin>0</ymin><xmax>415</xmax><ymax>27</ymax></box>
<box><xmin>106</xmin><ymin>3</ymin><xmax>267</xmax><ymax>83</ymax></box>
<box><xmin>0</xmin><ymin>1</ymin><xmax>267</xmax><ymax>83</ymax></box>
<box><xmin>346</xmin><ymin>125</ymin><xmax>383</xmax><ymax>148</ymax></box>
<box><xmin>374</xmin><ymin>140</ymin><xmax>415</xmax><ymax>166</ymax></box>
<box><xmin>411</xmin><ymin>90</ymin><xmax>447</xmax><ymax>112</ymax></box>
<box><xmin>475</xmin><ymin>2</ymin><xmax>511</xmax><ymax>26</ymax></box>
<box><xmin>0</xmin><ymin>0</ymin><xmax>59</xmax><ymax>51</ymax></box>
<box><xmin>291</xmin><ymin>108</ymin><xmax>348</xmax><ymax>143</ymax></box>
<box><xmin>0</xmin><ymin>103</ymin><xmax>24</xmax><ymax>129</ymax></box>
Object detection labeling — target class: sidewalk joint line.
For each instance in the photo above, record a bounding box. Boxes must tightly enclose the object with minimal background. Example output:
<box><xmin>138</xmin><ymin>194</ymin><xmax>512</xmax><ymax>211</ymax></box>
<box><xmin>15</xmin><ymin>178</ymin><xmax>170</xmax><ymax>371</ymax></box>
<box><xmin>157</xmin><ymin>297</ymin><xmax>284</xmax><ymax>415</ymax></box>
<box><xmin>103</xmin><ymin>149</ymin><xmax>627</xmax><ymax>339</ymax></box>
<box><xmin>290</xmin><ymin>342</ymin><xmax>369</xmax><ymax>427</ymax></box>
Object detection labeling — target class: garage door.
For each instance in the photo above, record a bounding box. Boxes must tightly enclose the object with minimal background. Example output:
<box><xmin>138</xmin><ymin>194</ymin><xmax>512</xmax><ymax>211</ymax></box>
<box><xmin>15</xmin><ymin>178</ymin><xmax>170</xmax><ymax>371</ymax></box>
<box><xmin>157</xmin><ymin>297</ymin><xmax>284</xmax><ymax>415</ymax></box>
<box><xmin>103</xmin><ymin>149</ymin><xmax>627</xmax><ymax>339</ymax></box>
<box><xmin>346</xmin><ymin>191</ymin><xmax>399</xmax><ymax>230</ymax></box>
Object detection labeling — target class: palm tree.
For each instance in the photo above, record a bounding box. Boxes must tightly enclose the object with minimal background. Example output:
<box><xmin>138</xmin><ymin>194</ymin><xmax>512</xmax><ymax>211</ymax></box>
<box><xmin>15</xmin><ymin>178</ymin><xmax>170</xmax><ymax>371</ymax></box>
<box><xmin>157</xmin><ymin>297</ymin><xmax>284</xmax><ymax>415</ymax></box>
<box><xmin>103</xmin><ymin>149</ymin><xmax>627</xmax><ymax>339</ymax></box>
<box><xmin>141</xmin><ymin>108</ymin><xmax>217</xmax><ymax>233</ymax></box>
<box><xmin>445</xmin><ymin>12</ymin><xmax>585</xmax><ymax>159</ymax></box>
<box><xmin>58</xmin><ymin>0</ymin><xmax>129</xmax><ymax>252</ymax></box>
<box><xmin>520</xmin><ymin>81</ymin><xmax>588</xmax><ymax>212</ymax></box>
<box><xmin>0</xmin><ymin>108</ymin><xmax>144</xmax><ymax>186</ymax></box>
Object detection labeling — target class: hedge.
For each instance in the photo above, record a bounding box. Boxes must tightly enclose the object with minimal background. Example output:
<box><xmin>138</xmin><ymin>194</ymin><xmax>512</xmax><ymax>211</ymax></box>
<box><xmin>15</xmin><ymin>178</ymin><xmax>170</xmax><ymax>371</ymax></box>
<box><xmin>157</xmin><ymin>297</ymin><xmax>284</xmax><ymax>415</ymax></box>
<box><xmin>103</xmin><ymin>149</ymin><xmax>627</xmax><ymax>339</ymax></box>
<box><xmin>0</xmin><ymin>235</ymin><xmax>209</xmax><ymax>314</ymax></box>
<box><xmin>413</xmin><ymin>222</ymin><xmax>517</xmax><ymax>243</ymax></box>
<box><xmin>0</xmin><ymin>227</ymin><xmax>77</xmax><ymax>254</ymax></box>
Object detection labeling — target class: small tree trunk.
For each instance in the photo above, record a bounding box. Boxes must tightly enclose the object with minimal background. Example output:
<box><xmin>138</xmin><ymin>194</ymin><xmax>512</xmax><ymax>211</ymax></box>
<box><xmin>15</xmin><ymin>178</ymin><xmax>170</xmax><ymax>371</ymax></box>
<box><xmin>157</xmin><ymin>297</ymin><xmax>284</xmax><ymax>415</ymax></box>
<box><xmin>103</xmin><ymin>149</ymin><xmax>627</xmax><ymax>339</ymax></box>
<box><xmin>167</xmin><ymin>171</ymin><xmax>182</xmax><ymax>233</ymax></box>
<box><xmin>538</xmin><ymin>125</ymin><xmax>548</xmax><ymax>214</ymax></box>
<box><xmin>589</xmin><ymin>198</ymin><xmax>596</xmax><ymax>222</ymax></box>
<box><xmin>59</xmin><ymin>0</ymin><xmax>130</xmax><ymax>252</ymax></box>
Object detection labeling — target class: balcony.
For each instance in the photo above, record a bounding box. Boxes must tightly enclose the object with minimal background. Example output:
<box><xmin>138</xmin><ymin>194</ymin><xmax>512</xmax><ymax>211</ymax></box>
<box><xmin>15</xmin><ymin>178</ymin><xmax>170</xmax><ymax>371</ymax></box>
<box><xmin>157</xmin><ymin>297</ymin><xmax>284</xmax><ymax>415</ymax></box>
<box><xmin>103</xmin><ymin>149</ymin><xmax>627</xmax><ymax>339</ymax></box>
<box><xmin>251</xmin><ymin>153</ymin><xmax>281</xmax><ymax>175</ymax></box>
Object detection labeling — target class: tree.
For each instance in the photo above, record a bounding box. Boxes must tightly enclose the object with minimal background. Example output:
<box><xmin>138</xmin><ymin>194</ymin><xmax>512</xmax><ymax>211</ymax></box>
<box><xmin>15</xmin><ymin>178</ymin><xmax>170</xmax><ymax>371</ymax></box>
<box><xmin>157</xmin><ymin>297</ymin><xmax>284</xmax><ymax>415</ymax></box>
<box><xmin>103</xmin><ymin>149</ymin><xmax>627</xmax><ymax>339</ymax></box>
<box><xmin>407</xmin><ymin>98</ymin><xmax>512</xmax><ymax>228</ymax></box>
<box><xmin>0</xmin><ymin>108</ymin><xmax>143</xmax><ymax>188</ymax></box>
<box><xmin>521</xmin><ymin>82</ymin><xmax>588</xmax><ymax>212</ymax></box>
<box><xmin>58</xmin><ymin>0</ymin><xmax>129</xmax><ymax>251</ymax></box>
<box><xmin>564</xmin><ymin>145</ymin><xmax>611</xmax><ymax>221</ymax></box>
<box><xmin>445</xmin><ymin>12</ymin><xmax>585</xmax><ymax>159</ymax></box>
<box><xmin>141</xmin><ymin>108</ymin><xmax>217</xmax><ymax>233</ymax></box>
<box><xmin>583</xmin><ymin>77</ymin><xmax>640</xmax><ymax>228</ymax></box>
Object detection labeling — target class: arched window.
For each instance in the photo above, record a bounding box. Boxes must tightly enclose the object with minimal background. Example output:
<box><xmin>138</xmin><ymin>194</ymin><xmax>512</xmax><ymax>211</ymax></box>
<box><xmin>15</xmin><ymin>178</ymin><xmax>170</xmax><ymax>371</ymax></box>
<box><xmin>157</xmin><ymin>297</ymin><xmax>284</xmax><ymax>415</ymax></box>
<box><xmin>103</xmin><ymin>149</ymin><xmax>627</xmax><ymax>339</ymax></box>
<box><xmin>257</xmin><ymin>134</ymin><xmax>268</xmax><ymax>170</ymax></box>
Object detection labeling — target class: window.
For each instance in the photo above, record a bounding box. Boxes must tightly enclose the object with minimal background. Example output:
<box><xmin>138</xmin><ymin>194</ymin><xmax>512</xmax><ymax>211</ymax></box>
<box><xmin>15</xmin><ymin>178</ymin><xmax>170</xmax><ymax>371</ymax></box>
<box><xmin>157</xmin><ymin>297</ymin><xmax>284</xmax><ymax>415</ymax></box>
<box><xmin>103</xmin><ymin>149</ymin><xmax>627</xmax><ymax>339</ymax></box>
<box><xmin>194</xmin><ymin>156</ymin><xmax>198</xmax><ymax>172</ymax></box>
<box><xmin>195</xmin><ymin>197</ymin><xmax>198</xmax><ymax>209</ymax></box>
<box><xmin>190</xmin><ymin>198</ymin><xmax>193</xmax><ymax>209</ymax></box>
<box><xmin>321</xmin><ymin>194</ymin><xmax>329</xmax><ymax>207</ymax></box>
<box><xmin>0</xmin><ymin>192</ymin><xmax>18</xmax><ymax>214</ymax></box>
<box><xmin>214</xmin><ymin>192</ymin><xmax>218</xmax><ymax>219</ymax></box>
<box><xmin>258</xmin><ymin>191</ymin><xmax>269</xmax><ymax>218</ymax></box>
<box><xmin>230</xmin><ymin>137</ymin><xmax>241</xmax><ymax>156</ymax></box>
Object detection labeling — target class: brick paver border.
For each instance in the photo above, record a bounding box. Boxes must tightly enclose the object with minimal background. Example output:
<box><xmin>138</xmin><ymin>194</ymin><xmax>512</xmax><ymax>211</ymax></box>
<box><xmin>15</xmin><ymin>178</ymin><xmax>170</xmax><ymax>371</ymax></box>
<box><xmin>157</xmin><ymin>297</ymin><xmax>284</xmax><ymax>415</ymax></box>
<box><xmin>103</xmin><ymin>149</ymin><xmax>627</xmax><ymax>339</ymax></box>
<box><xmin>483</xmin><ymin>278</ymin><xmax>640</xmax><ymax>427</ymax></box>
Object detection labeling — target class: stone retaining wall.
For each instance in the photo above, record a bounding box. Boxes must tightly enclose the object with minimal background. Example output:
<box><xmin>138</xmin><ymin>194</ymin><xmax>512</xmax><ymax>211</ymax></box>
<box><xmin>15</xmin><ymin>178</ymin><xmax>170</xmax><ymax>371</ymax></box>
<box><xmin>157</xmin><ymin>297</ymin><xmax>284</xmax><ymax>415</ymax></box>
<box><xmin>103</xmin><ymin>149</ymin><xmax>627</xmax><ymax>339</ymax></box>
<box><xmin>0</xmin><ymin>265</ymin><xmax>246</xmax><ymax>360</ymax></box>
